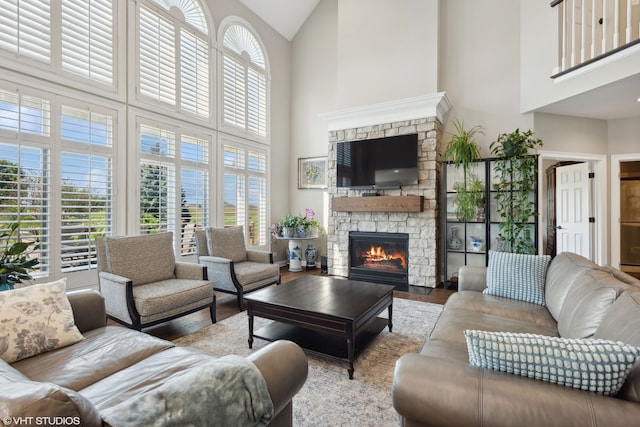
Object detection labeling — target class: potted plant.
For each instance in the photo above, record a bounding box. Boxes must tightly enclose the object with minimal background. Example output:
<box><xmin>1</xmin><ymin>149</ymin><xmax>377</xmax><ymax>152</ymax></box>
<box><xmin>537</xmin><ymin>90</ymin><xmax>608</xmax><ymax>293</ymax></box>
<box><xmin>442</xmin><ymin>119</ymin><xmax>484</xmax><ymax>173</ymax></box>
<box><xmin>0</xmin><ymin>222</ymin><xmax>39</xmax><ymax>291</ymax></box>
<box><xmin>490</xmin><ymin>128</ymin><xmax>543</xmax><ymax>254</ymax></box>
<box><xmin>296</xmin><ymin>208</ymin><xmax>320</xmax><ymax>238</ymax></box>
<box><xmin>443</xmin><ymin>119</ymin><xmax>486</xmax><ymax>222</ymax></box>
<box><xmin>279</xmin><ymin>215</ymin><xmax>298</xmax><ymax>238</ymax></box>
<box><xmin>452</xmin><ymin>173</ymin><xmax>486</xmax><ymax>222</ymax></box>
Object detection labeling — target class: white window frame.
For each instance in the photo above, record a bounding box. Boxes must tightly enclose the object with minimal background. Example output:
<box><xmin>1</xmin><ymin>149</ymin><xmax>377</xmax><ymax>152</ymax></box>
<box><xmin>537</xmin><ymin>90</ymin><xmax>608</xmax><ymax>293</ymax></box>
<box><xmin>0</xmin><ymin>80</ymin><xmax>126</xmax><ymax>290</ymax></box>
<box><xmin>218</xmin><ymin>132</ymin><xmax>270</xmax><ymax>249</ymax></box>
<box><xmin>129</xmin><ymin>109</ymin><xmax>215</xmax><ymax>256</ymax></box>
<box><xmin>218</xmin><ymin>17</ymin><xmax>270</xmax><ymax>144</ymax></box>
<box><xmin>130</xmin><ymin>0</ymin><xmax>215</xmax><ymax>125</ymax></box>
<box><xmin>0</xmin><ymin>0</ymin><xmax>125</xmax><ymax>100</ymax></box>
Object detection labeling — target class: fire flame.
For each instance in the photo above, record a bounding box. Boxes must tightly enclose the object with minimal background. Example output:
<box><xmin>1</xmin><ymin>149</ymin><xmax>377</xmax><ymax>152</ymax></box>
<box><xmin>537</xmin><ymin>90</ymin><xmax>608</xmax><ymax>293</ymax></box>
<box><xmin>365</xmin><ymin>245</ymin><xmax>406</xmax><ymax>269</ymax></box>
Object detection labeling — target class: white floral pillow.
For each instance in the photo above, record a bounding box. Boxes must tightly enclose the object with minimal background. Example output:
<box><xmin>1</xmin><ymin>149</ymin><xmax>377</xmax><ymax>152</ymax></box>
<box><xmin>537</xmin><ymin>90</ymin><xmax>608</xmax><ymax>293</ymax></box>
<box><xmin>0</xmin><ymin>279</ymin><xmax>84</xmax><ymax>363</ymax></box>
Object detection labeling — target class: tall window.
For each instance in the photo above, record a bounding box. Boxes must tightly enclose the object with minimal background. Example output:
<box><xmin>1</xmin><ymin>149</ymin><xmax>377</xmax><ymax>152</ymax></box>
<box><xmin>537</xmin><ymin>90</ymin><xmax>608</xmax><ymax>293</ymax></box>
<box><xmin>60</xmin><ymin>105</ymin><xmax>113</xmax><ymax>272</ymax></box>
<box><xmin>137</xmin><ymin>0</ymin><xmax>210</xmax><ymax>118</ymax></box>
<box><xmin>222</xmin><ymin>23</ymin><xmax>268</xmax><ymax>138</ymax></box>
<box><xmin>223</xmin><ymin>142</ymin><xmax>267</xmax><ymax>247</ymax></box>
<box><xmin>0</xmin><ymin>86</ymin><xmax>117</xmax><ymax>278</ymax></box>
<box><xmin>0</xmin><ymin>0</ymin><xmax>115</xmax><ymax>88</ymax></box>
<box><xmin>138</xmin><ymin>120</ymin><xmax>210</xmax><ymax>255</ymax></box>
<box><xmin>0</xmin><ymin>89</ymin><xmax>50</xmax><ymax>276</ymax></box>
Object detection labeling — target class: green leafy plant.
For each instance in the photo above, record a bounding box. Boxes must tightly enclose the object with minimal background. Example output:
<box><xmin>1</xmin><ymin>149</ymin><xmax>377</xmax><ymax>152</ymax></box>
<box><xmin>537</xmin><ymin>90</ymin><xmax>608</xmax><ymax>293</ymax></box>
<box><xmin>442</xmin><ymin>119</ymin><xmax>484</xmax><ymax>172</ymax></box>
<box><xmin>452</xmin><ymin>173</ymin><xmax>486</xmax><ymax>222</ymax></box>
<box><xmin>490</xmin><ymin>129</ymin><xmax>543</xmax><ymax>254</ymax></box>
<box><xmin>0</xmin><ymin>222</ymin><xmax>40</xmax><ymax>288</ymax></box>
<box><xmin>279</xmin><ymin>215</ymin><xmax>299</xmax><ymax>228</ymax></box>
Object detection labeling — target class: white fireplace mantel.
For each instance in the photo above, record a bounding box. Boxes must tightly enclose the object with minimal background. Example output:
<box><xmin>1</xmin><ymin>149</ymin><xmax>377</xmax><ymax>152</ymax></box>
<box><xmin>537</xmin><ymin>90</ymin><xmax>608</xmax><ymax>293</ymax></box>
<box><xmin>319</xmin><ymin>93</ymin><xmax>452</xmax><ymax>131</ymax></box>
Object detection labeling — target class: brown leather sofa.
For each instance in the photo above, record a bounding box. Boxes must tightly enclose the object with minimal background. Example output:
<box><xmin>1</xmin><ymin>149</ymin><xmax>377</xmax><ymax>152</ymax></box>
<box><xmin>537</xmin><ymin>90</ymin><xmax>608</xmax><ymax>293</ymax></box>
<box><xmin>392</xmin><ymin>252</ymin><xmax>640</xmax><ymax>427</ymax></box>
<box><xmin>2</xmin><ymin>290</ymin><xmax>308</xmax><ymax>426</ymax></box>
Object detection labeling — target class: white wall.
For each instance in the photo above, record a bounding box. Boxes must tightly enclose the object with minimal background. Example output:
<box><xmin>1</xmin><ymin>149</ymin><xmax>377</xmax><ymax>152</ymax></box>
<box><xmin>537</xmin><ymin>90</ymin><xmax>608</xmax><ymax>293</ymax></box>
<box><xmin>438</xmin><ymin>0</ymin><xmax>532</xmax><ymax>157</ymax></box>
<box><xmin>336</xmin><ymin>0</ymin><xmax>439</xmax><ymax>109</ymax></box>
<box><xmin>608</xmin><ymin>118</ymin><xmax>640</xmax><ymax>154</ymax></box>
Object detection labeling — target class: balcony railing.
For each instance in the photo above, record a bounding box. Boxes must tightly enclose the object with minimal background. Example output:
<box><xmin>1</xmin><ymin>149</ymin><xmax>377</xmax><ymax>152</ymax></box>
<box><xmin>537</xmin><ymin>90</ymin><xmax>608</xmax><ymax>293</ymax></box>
<box><xmin>552</xmin><ymin>0</ymin><xmax>640</xmax><ymax>77</ymax></box>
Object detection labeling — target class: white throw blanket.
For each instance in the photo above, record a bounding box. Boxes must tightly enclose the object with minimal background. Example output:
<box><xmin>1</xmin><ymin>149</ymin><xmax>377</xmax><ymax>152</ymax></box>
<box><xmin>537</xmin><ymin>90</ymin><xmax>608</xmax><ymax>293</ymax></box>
<box><xmin>101</xmin><ymin>355</ymin><xmax>274</xmax><ymax>427</ymax></box>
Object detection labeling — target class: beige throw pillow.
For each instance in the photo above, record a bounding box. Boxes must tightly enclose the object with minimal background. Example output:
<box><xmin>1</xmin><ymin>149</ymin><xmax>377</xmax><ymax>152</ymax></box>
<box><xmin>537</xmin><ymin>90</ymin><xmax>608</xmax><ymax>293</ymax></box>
<box><xmin>0</xmin><ymin>279</ymin><xmax>84</xmax><ymax>363</ymax></box>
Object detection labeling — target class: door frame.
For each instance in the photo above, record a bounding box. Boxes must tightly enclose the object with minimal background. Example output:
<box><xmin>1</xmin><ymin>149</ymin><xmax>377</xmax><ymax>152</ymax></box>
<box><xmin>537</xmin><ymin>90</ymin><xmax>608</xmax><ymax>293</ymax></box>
<box><xmin>538</xmin><ymin>150</ymin><xmax>607</xmax><ymax>265</ymax></box>
<box><xmin>610</xmin><ymin>153</ymin><xmax>640</xmax><ymax>269</ymax></box>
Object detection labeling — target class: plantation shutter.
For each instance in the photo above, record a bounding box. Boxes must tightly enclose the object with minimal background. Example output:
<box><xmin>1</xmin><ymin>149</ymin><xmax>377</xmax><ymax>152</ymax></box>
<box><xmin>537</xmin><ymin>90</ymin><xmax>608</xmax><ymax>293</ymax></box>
<box><xmin>179</xmin><ymin>134</ymin><xmax>208</xmax><ymax>255</ymax></box>
<box><xmin>0</xmin><ymin>0</ymin><xmax>51</xmax><ymax>63</ymax></box>
<box><xmin>247</xmin><ymin>69</ymin><xmax>266</xmax><ymax>136</ymax></box>
<box><xmin>180</xmin><ymin>29</ymin><xmax>209</xmax><ymax>117</ymax></box>
<box><xmin>0</xmin><ymin>89</ymin><xmax>51</xmax><ymax>276</ymax></box>
<box><xmin>139</xmin><ymin>124</ymin><xmax>176</xmax><ymax>235</ymax></box>
<box><xmin>61</xmin><ymin>0</ymin><xmax>113</xmax><ymax>85</ymax></box>
<box><xmin>222</xmin><ymin>24</ymin><xmax>267</xmax><ymax>138</ymax></box>
<box><xmin>223</xmin><ymin>145</ymin><xmax>246</xmax><ymax>227</ymax></box>
<box><xmin>60</xmin><ymin>105</ymin><xmax>113</xmax><ymax>272</ymax></box>
<box><xmin>247</xmin><ymin>150</ymin><xmax>266</xmax><ymax>246</ymax></box>
<box><xmin>139</xmin><ymin>4</ymin><xmax>176</xmax><ymax>105</ymax></box>
<box><xmin>223</xmin><ymin>55</ymin><xmax>246</xmax><ymax>129</ymax></box>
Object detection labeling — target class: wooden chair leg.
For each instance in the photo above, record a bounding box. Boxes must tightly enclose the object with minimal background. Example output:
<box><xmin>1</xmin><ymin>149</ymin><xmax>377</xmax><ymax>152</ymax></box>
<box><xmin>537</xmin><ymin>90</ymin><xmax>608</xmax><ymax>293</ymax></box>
<box><xmin>237</xmin><ymin>293</ymin><xmax>244</xmax><ymax>311</ymax></box>
<box><xmin>209</xmin><ymin>304</ymin><xmax>216</xmax><ymax>323</ymax></box>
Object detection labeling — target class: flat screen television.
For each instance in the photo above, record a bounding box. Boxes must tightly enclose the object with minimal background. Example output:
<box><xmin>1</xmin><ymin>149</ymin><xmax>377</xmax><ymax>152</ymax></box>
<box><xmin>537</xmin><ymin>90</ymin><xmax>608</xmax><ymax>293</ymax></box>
<box><xmin>336</xmin><ymin>134</ymin><xmax>419</xmax><ymax>189</ymax></box>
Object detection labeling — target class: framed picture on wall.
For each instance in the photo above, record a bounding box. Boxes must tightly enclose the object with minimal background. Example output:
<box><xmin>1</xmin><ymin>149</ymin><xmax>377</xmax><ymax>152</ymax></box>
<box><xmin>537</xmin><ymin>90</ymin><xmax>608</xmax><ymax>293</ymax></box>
<box><xmin>298</xmin><ymin>156</ymin><xmax>328</xmax><ymax>189</ymax></box>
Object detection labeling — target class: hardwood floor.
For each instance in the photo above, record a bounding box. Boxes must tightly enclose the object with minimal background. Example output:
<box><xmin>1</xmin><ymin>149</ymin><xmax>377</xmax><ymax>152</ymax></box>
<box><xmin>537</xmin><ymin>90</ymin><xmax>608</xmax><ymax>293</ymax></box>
<box><xmin>134</xmin><ymin>267</ymin><xmax>454</xmax><ymax>341</ymax></box>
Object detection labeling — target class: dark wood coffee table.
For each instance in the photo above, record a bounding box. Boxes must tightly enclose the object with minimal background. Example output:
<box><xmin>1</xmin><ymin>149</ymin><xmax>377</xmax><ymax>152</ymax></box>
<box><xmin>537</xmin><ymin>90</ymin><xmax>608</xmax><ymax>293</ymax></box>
<box><xmin>245</xmin><ymin>275</ymin><xmax>394</xmax><ymax>379</ymax></box>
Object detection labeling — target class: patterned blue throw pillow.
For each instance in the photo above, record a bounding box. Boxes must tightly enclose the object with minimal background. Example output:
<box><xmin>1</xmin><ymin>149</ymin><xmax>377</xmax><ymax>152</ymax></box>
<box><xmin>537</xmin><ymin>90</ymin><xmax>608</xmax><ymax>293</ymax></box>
<box><xmin>483</xmin><ymin>250</ymin><xmax>551</xmax><ymax>305</ymax></box>
<box><xmin>464</xmin><ymin>330</ymin><xmax>640</xmax><ymax>396</ymax></box>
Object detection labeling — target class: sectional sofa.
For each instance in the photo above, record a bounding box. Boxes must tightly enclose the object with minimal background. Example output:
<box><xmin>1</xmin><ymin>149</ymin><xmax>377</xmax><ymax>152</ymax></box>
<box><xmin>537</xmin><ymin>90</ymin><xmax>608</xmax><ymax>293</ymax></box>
<box><xmin>392</xmin><ymin>251</ymin><xmax>640</xmax><ymax>427</ymax></box>
<box><xmin>1</xmin><ymin>288</ymin><xmax>308</xmax><ymax>426</ymax></box>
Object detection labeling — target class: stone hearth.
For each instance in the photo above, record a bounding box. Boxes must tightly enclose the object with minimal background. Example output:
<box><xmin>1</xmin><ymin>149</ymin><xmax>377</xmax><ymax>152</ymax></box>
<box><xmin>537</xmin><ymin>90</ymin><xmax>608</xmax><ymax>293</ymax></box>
<box><xmin>321</xmin><ymin>94</ymin><xmax>451</xmax><ymax>288</ymax></box>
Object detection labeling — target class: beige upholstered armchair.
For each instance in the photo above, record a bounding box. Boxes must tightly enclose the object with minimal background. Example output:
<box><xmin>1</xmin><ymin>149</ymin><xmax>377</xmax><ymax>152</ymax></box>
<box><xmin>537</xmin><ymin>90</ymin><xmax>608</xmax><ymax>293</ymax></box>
<box><xmin>96</xmin><ymin>232</ymin><xmax>216</xmax><ymax>330</ymax></box>
<box><xmin>195</xmin><ymin>226</ymin><xmax>280</xmax><ymax>310</ymax></box>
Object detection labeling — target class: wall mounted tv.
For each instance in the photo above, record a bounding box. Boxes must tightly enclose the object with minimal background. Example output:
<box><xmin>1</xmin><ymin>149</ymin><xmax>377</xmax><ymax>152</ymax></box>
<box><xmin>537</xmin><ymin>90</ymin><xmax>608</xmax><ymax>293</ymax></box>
<box><xmin>336</xmin><ymin>134</ymin><xmax>419</xmax><ymax>189</ymax></box>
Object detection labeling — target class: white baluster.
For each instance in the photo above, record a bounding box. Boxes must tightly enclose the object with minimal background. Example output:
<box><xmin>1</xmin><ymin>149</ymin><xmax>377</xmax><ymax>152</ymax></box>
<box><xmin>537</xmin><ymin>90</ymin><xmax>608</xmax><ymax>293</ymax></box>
<box><xmin>562</xmin><ymin>0</ymin><xmax>568</xmax><ymax>71</ymax></box>
<box><xmin>626</xmin><ymin>0</ymin><xmax>632</xmax><ymax>43</ymax></box>
<box><xmin>614</xmin><ymin>0</ymin><xmax>620</xmax><ymax>47</ymax></box>
<box><xmin>602</xmin><ymin>0</ymin><xmax>608</xmax><ymax>53</ymax></box>
<box><xmin>591</xmin><ymin>0</ymin><xmax>597</xmax><ymax>58</ymax></box>
<box><xmin>581</xmin><ymin>0</ymin><xmax>587</xmax><ymax>62</ymax></box>
<box><xmin>571</xmin><ymin>0</ymin><xmax>577</xmax><ymax>67</ymax></box>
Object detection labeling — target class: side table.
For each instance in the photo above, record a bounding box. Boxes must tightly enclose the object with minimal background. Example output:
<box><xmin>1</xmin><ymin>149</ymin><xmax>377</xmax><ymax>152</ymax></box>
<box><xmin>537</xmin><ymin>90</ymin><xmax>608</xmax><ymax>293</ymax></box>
<box><xmin>276</xmin><ymin>236</ymin><xmax>318</xmax><ymax>272</ymax></box>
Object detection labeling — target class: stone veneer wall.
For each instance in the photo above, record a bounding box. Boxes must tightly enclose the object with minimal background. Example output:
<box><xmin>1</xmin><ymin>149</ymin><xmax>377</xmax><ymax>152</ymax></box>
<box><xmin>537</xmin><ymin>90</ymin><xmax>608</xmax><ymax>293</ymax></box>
<box><xmin>327</xmin><ymin>117</ymin><xmax>441</xmax><ymax>288</ymax></box>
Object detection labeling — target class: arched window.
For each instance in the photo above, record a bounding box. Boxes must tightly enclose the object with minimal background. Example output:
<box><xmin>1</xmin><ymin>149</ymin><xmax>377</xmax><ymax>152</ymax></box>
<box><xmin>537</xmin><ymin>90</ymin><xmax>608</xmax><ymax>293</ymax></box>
<box><xmin>137</xmin><ymin>0</ymin><xmax>211</xmax><ymax>118</ymax></box>
<box><xmin>221</xmin><ymin>22</ymin><xmax>268</xmax><ymax>139</ymax></box>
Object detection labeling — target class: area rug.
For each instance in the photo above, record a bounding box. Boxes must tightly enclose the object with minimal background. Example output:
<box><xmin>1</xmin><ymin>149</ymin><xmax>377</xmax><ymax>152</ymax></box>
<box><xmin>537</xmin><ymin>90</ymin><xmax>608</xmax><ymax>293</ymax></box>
<box><xmin>173</xmin><ymin>298</ymin><xmax>443</xmax><ymax>427</ymax></box>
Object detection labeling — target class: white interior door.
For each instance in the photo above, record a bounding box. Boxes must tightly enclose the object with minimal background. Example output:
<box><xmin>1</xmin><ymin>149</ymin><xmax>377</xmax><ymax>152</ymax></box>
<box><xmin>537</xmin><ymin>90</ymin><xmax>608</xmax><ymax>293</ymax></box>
<box><xmin>556</xmin><ymin>162</ymin><xmax>592</xmax><ymax>259</ymax></box>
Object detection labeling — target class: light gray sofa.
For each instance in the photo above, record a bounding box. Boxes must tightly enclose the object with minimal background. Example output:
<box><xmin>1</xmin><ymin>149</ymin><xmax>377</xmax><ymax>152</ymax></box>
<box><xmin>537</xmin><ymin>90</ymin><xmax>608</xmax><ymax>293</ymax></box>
<box><xmin>1</xmin><ymin>290</ymin><xmax>308</xmax><ymax>426</ymax></box>
<box><xmin>392</xmin><ymin>252</ymin><xmax>640</xmax><ymax>427</ymax></box>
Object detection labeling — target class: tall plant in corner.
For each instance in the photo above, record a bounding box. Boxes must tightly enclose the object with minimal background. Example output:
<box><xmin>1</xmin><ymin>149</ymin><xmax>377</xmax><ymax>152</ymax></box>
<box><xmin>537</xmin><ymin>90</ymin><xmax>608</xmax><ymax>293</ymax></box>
<box><xmin>490</xmin><ymin>129</ymin><xmax>543</xmax><ymax>254</ymax></box>
<box><xmin>442</xmin><ymin>120</ymin><xmax>485</xmax><ymax>221</ymax></box>
<box><xmin>0</xmin><ymin>222</ymin><xmax>39</xmax><ymax>291</ymax></box>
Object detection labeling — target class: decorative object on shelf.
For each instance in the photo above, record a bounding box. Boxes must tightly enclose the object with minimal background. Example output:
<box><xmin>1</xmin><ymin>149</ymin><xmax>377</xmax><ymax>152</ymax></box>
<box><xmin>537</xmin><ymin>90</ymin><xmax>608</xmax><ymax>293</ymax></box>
<box><xmin>469</xmin><ymin>236</ymin><xmax>485</xmax><ymax>252</ymax></box>
<box><xmin>298</xmin><ymin>156</ymin><xmax>328</xmax><ymax>189</ymax></box>
<box><xmin>448</xmin><ymin>227</ymin><xmax>462</xmax><ymax>250</ymax></box>
<box><xmin>305</xmin><ymin>244</ymin><xmax>317</xmax><ymax>269</ymax></box>
<box><xmin>494</xmin><ymin>237</ymin><xmax>506</xmax><ymax>252</ymax></box>
<box><xmin>296</xmin><ymin>208</ymin><xmax>320</xmax><ymax>237</ymax></box>
<box><xmin>490</xmin><ymin>128</ymin><xmax>543</xmax><ymax>254</ymax></box>
<box><xmin>279</xmin><ymin>215</ymin><xmax>298</xmax><ymax>238</ymax></box>
<box><xmin>269</xmin><ymin>223</ymin><xmax>283</xmax><ymax>242</ymax></box>
<box><xmin>0</xmin><ymin>222</ymin><xmax>39</xmax><ymax>291</ymax></box>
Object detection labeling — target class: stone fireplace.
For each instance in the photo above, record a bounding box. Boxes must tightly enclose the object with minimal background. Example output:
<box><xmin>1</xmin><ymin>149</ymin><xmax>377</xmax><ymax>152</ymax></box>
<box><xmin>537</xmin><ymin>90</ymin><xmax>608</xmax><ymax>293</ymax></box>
<box><xmin>321</xmin><ymin>94</ymin><xmax>451</xmax><ymax>288</ymax></box>
<box><xmin>349</xmin><ymin>231</ymin><xmax>409</xmax><ymax>286</ymax></box>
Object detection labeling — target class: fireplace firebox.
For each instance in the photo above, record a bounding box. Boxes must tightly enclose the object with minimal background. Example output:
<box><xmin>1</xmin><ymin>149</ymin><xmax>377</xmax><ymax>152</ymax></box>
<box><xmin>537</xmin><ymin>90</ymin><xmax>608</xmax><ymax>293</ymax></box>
<box><xmin>349</xmin><ymin>231</ymin><xmax>409</xmax><ymax>288</ymax></box>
